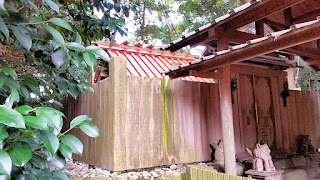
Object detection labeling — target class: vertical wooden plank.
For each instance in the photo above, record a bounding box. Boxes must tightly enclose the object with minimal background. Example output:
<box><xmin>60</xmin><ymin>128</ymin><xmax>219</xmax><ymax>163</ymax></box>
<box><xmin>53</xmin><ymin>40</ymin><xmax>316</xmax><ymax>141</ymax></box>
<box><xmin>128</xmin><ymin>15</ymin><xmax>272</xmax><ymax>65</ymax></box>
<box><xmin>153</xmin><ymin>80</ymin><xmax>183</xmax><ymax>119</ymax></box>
<box><xmin>271</xmin><ymin>77</ymin><xmax>282</xmax><ymax>149</ymax></box>
<box><xmin>231</xmin><ymin>72</ymin><xmax>242</xmax><ymax>153</ymax></box>
<box><xmin>278</xmin><ymin>76</ymin><xmax>290</xmax><ymax>149</ymax></box>
<box><xmin>192</xmin><ymin>82</ymin><xmax>202</xmax><ymax>161</ymax></box>
<box><xmin>109</xmin><ymin>56</ymin><xmax>128</xmax><ymax>171</ymax></box>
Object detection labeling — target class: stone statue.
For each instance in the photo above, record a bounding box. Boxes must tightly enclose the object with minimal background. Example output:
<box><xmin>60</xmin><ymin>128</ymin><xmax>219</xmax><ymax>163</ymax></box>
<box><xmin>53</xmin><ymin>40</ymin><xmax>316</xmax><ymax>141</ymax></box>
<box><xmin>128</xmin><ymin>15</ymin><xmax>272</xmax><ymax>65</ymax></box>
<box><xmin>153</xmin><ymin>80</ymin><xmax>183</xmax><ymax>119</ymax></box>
<box><xmin>297</xmin><ymin>135</ymin><xmax>315</xmax><ymax>155</ymax></box>
<box><xmin>214</xmin><ymin>140</ymin><xmax>224</xmax><ymax>167</ymax></box>
<box><xmin>246</xmin><ymin>143</ymin><xmax>275</xmax><ymax>172</ymax></box>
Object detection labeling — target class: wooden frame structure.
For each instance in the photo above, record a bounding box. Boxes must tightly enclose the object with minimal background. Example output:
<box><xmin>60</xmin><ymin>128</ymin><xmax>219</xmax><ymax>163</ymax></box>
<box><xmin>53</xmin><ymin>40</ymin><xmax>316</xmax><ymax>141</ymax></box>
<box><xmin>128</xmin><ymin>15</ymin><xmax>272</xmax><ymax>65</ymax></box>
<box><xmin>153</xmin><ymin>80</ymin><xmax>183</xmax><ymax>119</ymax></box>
<box><xmin>164</xmin><ymin>0</ymin><xmax>320</xmax><ymax>175</ymax></box>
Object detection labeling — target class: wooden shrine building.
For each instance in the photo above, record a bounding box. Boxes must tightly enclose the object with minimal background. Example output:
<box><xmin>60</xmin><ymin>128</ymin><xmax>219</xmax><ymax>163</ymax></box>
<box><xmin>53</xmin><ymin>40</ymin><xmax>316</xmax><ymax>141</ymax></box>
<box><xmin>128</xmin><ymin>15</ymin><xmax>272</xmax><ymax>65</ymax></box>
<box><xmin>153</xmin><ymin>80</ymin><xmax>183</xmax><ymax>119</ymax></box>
<box><xmin>63</xmin><ymin>0</ymin><xmax>320</xmax><ymax>176</ymax></box>
<box><xmin>163</xmin><ymin>0</ymin><xmax>320</xmax><ymax>175</ymax></box>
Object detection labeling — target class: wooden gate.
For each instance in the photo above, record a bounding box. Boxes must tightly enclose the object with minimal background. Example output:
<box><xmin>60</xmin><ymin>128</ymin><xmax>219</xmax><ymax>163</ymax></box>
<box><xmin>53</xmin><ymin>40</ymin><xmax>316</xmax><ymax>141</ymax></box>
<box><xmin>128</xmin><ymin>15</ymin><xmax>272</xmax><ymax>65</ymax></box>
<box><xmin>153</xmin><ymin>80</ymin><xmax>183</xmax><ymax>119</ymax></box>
<box><xmin>238</xmin><ymin>75</ymin><xmax>275</xmax><ymax>150</ymax></box>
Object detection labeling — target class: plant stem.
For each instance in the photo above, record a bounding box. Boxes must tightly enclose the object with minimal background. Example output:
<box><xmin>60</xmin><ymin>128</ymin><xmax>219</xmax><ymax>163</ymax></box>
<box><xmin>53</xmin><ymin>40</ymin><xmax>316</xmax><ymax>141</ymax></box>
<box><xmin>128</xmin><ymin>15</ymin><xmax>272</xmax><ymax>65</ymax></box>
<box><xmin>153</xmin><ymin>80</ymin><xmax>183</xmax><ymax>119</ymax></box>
<box><xmin>21</xmin><ymin>20</ymin><xmax>49</xmax><ymax>25</ymax></box>
<box><xmin>58</xmin><ymin>127</ymin><xmax>72</xmax><ymax>138</ymax></box>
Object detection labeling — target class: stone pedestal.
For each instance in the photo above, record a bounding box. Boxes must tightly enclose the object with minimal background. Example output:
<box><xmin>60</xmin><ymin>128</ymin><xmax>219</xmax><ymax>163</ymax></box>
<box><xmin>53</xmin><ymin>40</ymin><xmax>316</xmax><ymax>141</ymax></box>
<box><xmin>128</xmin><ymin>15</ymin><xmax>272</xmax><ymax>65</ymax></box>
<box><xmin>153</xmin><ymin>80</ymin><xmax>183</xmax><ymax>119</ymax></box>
<box><xmin>245</xmin><ymin>170</ymin><xmax>284</xmax><ymax>180</ymax></box>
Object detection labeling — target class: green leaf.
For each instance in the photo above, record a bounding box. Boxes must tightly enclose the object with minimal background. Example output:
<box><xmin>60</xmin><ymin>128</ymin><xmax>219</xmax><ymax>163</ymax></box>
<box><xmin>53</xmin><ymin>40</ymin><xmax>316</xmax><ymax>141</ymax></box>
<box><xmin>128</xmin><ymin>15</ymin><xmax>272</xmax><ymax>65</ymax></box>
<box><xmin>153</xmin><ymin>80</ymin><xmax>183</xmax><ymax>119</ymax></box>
<box><xmin>35</xmin><ymin>107</ymin><xmax>63</xmax><ymax>130</ymax></box>
<box><xmin>19</xmin><ymin>85</ymin><xmax>29</xmax><ymax>101</ymax></box>
<box><xmin>43</xmin><ymin>24</ymin><xmax>65</xmax><ymax>47</ymax></box>
<box><xmin>65</xmin><ymin>42</ymin><xmax>85</xmax><ymax>52</ymax></box>
<box><xmin>115</xmin><ymin>18</ymin><xmax>125</xmax><ymax>26</ymax></box>
<box><xmin>24</xmin><ymin>174</ymin><xmax>37</xmax><ymax>180</ymax></box>
<box><xmin>1</xmin><ymin>72</ymin><xmax>19</xmax><ymax>89</ymax></box>
<box><xmin>40</xmin><ymin>131</ymin><xmax>59</xmax><ymax>156</ymax></box>
<box><xmin>48</xmin><ymin>153</ymin><xmax>66</xmax><ymax>169</ymax></box>
<box><xmin>68</xmin><ymin>84</ymin><xmax>80</xmax><ymax>98</ymax></box>
<box><xmin>49</xmin><ymin>18</ymin><xmax>73</xmax><ymax>31</ymax></box>
<box><xmin>0</xmin><ymin>105</ymin><xmax>25</xmax><ymax>128</ymax></box>
<box><xmin>0</xmin><ymin>150</ymin><xmax>11</xmax><ymax>177</ymax></box>
<box><xmin>30</xmin><ymin>154</ymin><xmax>47</xmax><ymax>169</ymax></box>
<box><xmin>8</xmin><ymin>142</ymin><xmax>32</xmax><ymax>166</ymax></box>
<box><xmin>0</xmin><ymin>0</ymin><xmax>7</xmax><ymax>15</ymax></box>
<box><xmin>52</xmin><ymin>171</ymin><xmax>68</xmax><ymax>180</ymax></box>
<box><xmin>4</xmin><ymin>88</ymin><xmax>19</xmax><ymax>108</ymax></box>
<box><xmin>23</xmin><ymin>77</ymin><xmax>40</xmax><ymax>94</ymax></box>
<box><xmin>10</xmin><ymin>88</ymin><xmax>19</xmax><ymax>102</ymax></box>
<box><xmin>86</xmin><ymin>46</ymin><xmax>110</xmax><ymax>62</ymax></box>
<box><xmin>16</xmin><ymin>105</ymin><xmax>32</xmax><ymax>115</ymax></box>
<box><xmin>20</xmin><ymin>131</ymin><xmax>33</xmax><ymax>138</ymax></box>
<box><xmin>108</xmin><ymin>20</ymin><xmax>117</xmax><ymax>33</ymax></box>
<box><xmin>0</xmin><ymin>75</ymin><xmax>4</xmax><ymax>88</ymax></box>
<box><xmin>24</xmin><ymin>116</ymin><xmax>48</xmax><ymax>130</ymax></box>
<box><xmin>59</xmin><ymin>144</ymin><xmax>72</xmax><ymax>160</ymax></box>
<box><xmin>0</xmin><ymin>16</ymin><xmax>9</xmax><ymax>41</ymax></box>
<box><xmin>44</xmin><ymin>0</ymin><xmax>59</xmax><ymax>12</ymax></box>
<box><xmin>52</xmin><ymin>49</ymin><xmax>66</xmax><ymax>69</ymax></box>
<box><xmin>30</xmin><ymin>16</ymin><xmax>42</xmax><ymax>23</ymax></box>
<box><xmin>73</xmin><ymin>32</ymin><xmax>82</xmax><ymax>44</ymax></box>
<box><xmin>26</xmin><ymin>0</ymin><xmax>39</xmax><ymax>13</ymax></box>
<box><xmin>79</xmin><ymin>122</ymin><xmax>100</xmax><ymax>138</ymax></box>
<box><xmin>1</xmin><ymin>66</ymin><xmax>17</xmax><ymax>80</ymax></box>
<box><xmin>11</xmin><ymin>25</ymin><xmax>32</xmax><ymax>50</ymax></box>
<box><xmin>59</xmin><ymin>134</ymin><xmax>83</xmax><ymax>155</ymax></box>
<box><xmin>0</xmin><ymin>124</ymin><xmax>8</xmax><ymax>142</ymax></box>
<box><xmin>83</xmin><ymin>51</ymin><xmax>97</xmax><ymax>70</ymax></box>
<box><xmin>70</xmin><ymin>115</ymin><xmax>92</xmax><ymax>128</ymax></box>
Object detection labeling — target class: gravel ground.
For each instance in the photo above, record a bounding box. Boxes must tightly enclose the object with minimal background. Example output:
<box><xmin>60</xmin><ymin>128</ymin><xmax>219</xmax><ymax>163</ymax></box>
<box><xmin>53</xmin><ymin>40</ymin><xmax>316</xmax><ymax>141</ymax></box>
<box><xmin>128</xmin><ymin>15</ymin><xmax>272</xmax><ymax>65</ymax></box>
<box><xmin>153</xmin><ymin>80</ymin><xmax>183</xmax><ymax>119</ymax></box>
<box><xmin>63</xmin><ymin>160</ymin><xmax>192</xmax><ymax>180</ymax></box>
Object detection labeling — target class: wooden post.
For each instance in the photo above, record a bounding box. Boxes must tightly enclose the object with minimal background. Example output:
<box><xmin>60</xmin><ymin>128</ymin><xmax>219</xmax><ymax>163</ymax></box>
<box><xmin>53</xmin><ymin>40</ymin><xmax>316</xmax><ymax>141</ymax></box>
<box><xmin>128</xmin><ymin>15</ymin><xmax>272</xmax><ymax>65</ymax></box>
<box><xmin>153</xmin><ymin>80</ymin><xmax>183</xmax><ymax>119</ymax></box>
<box><xmin>310</xmin><ymin>80</ymin><xmax>315</xmax><ymax>92</ymax></box>
<box><xmin>109</xmin><ymin>56</ymin><xmax>128</xmax><ymax>171</ymax></box>
<box><xmin>217</xmin><ymin>37</ymin><xmax>237</xmax><ymax>175</ymax></box>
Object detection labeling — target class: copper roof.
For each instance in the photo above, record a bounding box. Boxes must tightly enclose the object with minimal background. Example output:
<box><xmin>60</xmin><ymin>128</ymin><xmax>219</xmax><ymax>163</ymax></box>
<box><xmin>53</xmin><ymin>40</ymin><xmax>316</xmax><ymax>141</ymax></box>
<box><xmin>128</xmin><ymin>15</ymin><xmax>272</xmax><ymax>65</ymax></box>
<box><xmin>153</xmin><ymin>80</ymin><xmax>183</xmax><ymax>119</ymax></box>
<box><xmin>94</xmin><ymin>41</ymin><xmax>215</xmax><ymax>83</ymax></box>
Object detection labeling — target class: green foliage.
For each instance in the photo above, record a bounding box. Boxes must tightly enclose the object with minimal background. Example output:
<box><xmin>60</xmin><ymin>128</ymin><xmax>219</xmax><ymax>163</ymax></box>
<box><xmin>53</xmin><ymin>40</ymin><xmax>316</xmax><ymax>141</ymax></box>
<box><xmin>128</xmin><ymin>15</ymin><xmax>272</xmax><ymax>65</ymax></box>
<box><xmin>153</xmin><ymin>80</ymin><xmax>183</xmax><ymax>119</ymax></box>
<box><xmin>130</xmin><ymin>0</ymin><xmax>240</xmax><ymax>44</ymax></box>
<box><xmin>294</xmin><ymin>57</ymin><xmax>320</xmax><ymax>91</ymax></box>
<box><xmin>0</xmin><ymin>0</ymin><xmax>132</xmax><ymax>178</ymax></box>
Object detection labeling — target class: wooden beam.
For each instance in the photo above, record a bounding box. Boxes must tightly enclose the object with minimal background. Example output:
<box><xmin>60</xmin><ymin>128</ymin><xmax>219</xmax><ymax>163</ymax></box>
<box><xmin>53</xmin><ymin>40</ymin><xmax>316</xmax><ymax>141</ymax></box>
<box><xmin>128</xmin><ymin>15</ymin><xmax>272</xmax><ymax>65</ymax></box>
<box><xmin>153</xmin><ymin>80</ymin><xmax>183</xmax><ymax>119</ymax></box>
<box><xmin>166</xmin><ymin>0</ymin><xmax>305</xmax><ymax>51</ymax></box>
<box><xmin>263</xmin><ymin>18</ymin><xmax>289</xmax><ymax>30</ymax></box>
<box><xmin>293</xmin><ymin>9</ymin><xmax>320</xmax><ymax>24</ymax></box>
<box><xmin>226</xmin><ymin>30</ymin><xmax>263</xmax><ymax>44</ymax></box>
<box><xmin>217</xmin><ymin>36</ymin><xmax>237</xmax><ymax>175</ymax></box>
<box><xmin>284</xmin><ymin>46</ymin><xmax>320</xmax><ymax>59</ymax></box>
<box><xmin>222</xmin><ymin>0</ymin><xmax>305</xmax><ymax>32</ymax></box>
<box><xmin>189</xmin><ymin>70</ymin><xmax>222</xmax><ymax>79</ymax></box>
<box><xmin>284</xmin><ymin>7</ymin><xmax>292</xmax><ymax>26</ymax></box>
<box><xmin>255</xmin><ymin>20</ymin><xmax>264</xmax><ymax>36</ymax></box>
<box><xmin>192</xmin><ymin>27</ymin><xmax>224</xmax><ymax>47</ymax></box>
<box><xmin>231</xmin><ymin>64</ymin><xmax>287</xmax><ymax>77</ymax></box>
<box><xmin>167</xmin><ymin>19</ymin><xmax>320</xmax><ymax>77</ymax></box>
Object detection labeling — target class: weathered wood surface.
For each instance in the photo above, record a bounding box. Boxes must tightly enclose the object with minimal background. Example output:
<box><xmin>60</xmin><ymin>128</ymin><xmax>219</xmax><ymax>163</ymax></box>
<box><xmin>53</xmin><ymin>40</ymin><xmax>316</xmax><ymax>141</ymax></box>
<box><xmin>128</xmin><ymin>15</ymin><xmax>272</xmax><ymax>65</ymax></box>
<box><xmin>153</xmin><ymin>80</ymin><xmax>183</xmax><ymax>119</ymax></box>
<box><xmin>62</xmin><ymin>57</ymin><xmax>320</xmax><ymax>171</ymax></box>
<box><xmin>62</xmin><ymin>57</ymin><xmax>222</xmax><ymax>171</ymax></box>
<box><xmin>285</xmin><ymin>89</ymin><xmax>320</xmax><ymax>150</ymax></box>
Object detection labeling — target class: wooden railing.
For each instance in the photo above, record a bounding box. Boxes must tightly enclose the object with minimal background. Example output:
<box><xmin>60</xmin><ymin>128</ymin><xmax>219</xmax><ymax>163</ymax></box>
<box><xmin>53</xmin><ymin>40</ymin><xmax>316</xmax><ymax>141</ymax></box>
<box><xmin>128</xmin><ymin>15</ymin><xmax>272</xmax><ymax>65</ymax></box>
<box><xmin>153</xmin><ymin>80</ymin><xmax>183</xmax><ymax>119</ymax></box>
<box><xmin>186</xmin><ymin>165</ymin><xmax>255</xmax><ymax>180</ymax></box>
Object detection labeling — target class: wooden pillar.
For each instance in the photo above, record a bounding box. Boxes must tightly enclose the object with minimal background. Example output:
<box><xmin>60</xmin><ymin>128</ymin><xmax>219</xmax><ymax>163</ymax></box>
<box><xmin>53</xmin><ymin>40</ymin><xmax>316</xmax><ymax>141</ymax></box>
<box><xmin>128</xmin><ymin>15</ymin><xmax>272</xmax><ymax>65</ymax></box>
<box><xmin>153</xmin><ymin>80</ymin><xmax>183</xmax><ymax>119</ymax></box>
<box><xmin>218</xmin><ymin>37</ymin><xmax>237</xmax><ymax>175</ymax></box>
<box><xmin>109</xmin><ymin>56</ymin><xmax>128</xmax><ymax>171</ymax></box>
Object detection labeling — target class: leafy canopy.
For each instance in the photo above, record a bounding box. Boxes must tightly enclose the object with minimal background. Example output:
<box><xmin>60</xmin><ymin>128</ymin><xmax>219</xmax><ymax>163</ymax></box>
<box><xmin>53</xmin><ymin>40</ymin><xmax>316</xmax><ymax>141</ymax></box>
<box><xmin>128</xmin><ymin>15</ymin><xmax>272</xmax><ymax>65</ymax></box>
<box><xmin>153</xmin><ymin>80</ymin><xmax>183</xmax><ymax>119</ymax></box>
<box><xmin>0</xmin><ymin>0</ymin><xmax>132</xmax><ymax>178</ymax></box>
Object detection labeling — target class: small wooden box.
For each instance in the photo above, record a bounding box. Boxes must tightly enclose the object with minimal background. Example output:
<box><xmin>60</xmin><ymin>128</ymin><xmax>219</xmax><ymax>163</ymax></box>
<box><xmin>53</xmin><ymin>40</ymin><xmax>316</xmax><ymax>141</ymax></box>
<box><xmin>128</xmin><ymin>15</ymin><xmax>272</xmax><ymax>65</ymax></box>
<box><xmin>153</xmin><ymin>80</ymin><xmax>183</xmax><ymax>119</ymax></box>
<box><xmin>245</xmin><ymin>170</ymin><xmax>284</xmax><ymax>180</ymax></box>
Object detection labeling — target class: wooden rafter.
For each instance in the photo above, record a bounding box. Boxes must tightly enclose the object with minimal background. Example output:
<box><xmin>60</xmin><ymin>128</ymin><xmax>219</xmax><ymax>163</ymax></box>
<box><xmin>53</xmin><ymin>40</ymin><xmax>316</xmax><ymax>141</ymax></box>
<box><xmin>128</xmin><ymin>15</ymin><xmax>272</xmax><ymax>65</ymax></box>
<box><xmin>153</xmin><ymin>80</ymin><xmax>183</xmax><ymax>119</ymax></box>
<box><xmin>189</xmin><ymin>70</ymin><xmax>222</xmax><ymax>79</ymax></box>
<box><xmin>222</xmin><ymin>0</ymin><xmax>304</xmax><ymax>31</ymax></box>
<box><xmin>165</xmin><ymin>0</ymin><xmax>306</xmax><ymax>51</ymax></box>
<box><xmin>166</xmin><ymin>19</ymin><xmax>320</xmax><ymax>79</ymax></box>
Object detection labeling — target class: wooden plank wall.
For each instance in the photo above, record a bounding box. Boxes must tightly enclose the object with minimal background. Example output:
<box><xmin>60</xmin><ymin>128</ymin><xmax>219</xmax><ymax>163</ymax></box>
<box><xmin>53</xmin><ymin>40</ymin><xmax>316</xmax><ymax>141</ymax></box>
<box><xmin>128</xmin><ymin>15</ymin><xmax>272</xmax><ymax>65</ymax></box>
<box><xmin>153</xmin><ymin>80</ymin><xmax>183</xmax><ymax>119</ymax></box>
<box><xmin>62</xmin><ymin>57</ymin><xmax>222</xmax><ymax>171</ymax></box>
<box><xmin>62</xmin><ymin>78</ymin><xmax>113</xmax><ymax>169</ymax></box>
<box><xmin>162</xmin><ymin>79</ymin><xmax>222</xmax><ymax>165</ymax></box>
<box><xmin>285</xmin><ymin>90</ymin><xmax>320</xmax><ymax>151</ymax></box>
<box><xmin>62</xmin><ymin>57</ymin><xmax>320</xmax><ymax>171</ymax></box>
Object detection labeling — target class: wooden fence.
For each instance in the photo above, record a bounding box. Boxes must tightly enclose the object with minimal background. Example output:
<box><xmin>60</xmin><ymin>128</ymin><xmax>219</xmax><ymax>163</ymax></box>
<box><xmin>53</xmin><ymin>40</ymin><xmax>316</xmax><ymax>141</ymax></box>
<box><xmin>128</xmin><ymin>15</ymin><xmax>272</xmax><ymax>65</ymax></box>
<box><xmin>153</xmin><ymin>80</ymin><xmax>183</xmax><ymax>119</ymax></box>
<box><xmin>185</xmin><ymin>166</ymin><xmax>255</xmax><ymax>180</ymax></box>
<box><xmin>62</xmin><ymin>57</ymin><xmax>223</xmax><ymax>171</ymax></box>
<box><xmin>286</xmin><ymin>89</ymin><xmax>320</xmax><ymax>150</ymax></box>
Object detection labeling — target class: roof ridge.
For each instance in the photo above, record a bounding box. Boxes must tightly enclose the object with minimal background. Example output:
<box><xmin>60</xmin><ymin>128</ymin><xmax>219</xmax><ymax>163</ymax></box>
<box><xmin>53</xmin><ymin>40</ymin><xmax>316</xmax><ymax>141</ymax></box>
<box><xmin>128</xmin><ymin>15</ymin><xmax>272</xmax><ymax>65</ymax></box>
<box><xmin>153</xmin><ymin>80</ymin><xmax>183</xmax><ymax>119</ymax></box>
<box><xmin>93</xmin><ymin>41</ymin><xmax>198</xmax><ymax>60</ymax></box>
